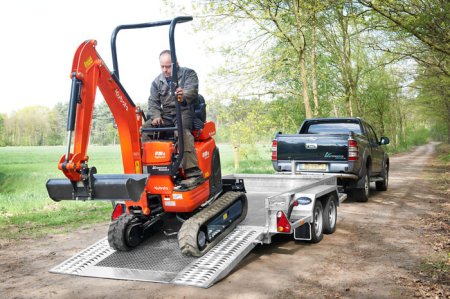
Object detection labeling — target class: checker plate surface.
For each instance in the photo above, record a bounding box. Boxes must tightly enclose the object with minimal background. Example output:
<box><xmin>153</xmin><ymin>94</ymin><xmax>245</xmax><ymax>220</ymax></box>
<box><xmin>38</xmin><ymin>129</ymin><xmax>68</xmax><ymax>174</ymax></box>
<box><xmin>50</xmin><ymin>226</ymin><xmax>265</xmax><ymax>288</ymax></box>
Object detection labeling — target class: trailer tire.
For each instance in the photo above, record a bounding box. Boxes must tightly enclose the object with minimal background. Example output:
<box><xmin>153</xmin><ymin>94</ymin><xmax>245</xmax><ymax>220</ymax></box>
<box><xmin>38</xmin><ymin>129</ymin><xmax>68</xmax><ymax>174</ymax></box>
<box><xmin>323</xmin><ymin>195</ymin><xmax>337</xmax><ymax>234</ymax></box>
<box><xmin>310</xmin><ymin>200</ymin><xmax>324</xmax><ymax>243</ymax></box>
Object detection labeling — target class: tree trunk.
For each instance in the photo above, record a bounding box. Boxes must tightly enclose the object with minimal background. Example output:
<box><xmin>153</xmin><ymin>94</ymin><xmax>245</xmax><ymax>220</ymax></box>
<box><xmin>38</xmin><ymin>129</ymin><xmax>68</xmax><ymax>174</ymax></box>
<box><xmin>233</xmin><ymin>146</ymin><xmax>240</xmax><ymax>173</ymax></box>
<box><xmin>300</xmin><ymin>52</ymin><xmax>313</xmax><ymax>118</ymax></box>
<box><xmin>311</xmin><ymin>13</ymin><xmax>320</xmax><ymax>117</ymax></box>
<box><xmin>447</xmin><ymin>105</ymin><xmax>450</xmax><ymax>144</ymax></box>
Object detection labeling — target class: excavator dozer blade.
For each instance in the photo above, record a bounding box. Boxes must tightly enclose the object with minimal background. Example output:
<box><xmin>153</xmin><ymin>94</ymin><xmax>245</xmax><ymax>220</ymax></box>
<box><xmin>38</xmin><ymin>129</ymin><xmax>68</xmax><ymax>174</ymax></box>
<box><xmin>46</xmin><ymin>174</ymin><xmax>148</xmax><ymax>202</ymax></box>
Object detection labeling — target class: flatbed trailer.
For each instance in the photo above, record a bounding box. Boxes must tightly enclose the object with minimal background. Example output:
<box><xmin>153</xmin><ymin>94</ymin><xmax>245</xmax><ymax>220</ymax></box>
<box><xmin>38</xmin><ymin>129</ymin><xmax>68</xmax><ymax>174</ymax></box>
<box><xmin>50</xmin><ymin>173</ymin><xmax>346</xmax><ymax>288</ymax></box>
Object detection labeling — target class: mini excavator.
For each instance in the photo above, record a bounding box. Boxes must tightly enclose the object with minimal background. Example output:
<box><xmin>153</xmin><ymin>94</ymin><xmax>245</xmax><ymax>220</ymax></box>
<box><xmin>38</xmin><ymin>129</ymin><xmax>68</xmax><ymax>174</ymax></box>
<box><xmin>46</xmin><ymin>17</ymin><xmax>248</xmax><ymax>257</ymax></box>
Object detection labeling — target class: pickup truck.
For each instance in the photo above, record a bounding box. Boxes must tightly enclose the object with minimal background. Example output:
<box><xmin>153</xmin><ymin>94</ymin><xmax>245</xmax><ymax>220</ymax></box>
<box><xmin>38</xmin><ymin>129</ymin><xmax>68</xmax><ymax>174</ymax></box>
<box><xmin>271</xmin><ymin>118</ymin><xmax>390</xmax><ymax>202</ymax></box>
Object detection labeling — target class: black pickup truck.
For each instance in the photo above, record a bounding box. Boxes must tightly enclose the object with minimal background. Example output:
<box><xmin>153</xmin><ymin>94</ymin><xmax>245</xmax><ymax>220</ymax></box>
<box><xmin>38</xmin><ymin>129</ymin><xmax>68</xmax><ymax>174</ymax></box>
<box><xmin>272</xmin><ymin>118</ymin><xmax>390</xmax><ymax>202</ymax></box>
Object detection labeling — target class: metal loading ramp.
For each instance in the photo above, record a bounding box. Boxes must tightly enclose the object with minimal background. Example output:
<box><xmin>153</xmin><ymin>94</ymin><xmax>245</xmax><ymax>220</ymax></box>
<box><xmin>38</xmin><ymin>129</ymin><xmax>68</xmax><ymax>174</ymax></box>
<box><xmin>50</xmin><ymin>225</ymin><xmax>265</xmax><ymax>288</ymax></box>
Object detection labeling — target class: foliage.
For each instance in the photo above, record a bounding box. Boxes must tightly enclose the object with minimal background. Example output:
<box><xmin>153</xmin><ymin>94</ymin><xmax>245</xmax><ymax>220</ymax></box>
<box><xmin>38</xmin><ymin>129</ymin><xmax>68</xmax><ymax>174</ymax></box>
<box><xmin>193</xmin><ymin>0</ymin><xmax>448</xmax><ymax>148</ymax></box>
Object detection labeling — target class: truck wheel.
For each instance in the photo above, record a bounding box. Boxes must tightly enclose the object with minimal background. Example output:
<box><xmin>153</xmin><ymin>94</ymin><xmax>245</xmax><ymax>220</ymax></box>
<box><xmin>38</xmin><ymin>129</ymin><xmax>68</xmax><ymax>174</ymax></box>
<box><xmin>354</xmin><ymin>167</ymin><xmax>370</xmax><ymax>202</ymax></box>
<box><xmin>323</xmin><ymin>195</ymin><xmax>337</xmax><ymax>234</ymax></box>
<box><xmin>310</xmin><ymin>200</ymin><xmax>324</xmax><ymax>243</ymax></box>
<box><xmin>376</xmin><ymin>165</ymin><xmax>389</xmax><ymax>191</ymax></box>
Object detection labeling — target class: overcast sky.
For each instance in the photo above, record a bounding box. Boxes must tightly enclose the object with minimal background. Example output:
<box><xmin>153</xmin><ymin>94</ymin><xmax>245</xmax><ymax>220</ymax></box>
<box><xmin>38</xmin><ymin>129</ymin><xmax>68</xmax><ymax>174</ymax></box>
<box><xmin>0</xmin><ymin>0</ymin><xmax>215</xmax><ymax>114</ymax></box>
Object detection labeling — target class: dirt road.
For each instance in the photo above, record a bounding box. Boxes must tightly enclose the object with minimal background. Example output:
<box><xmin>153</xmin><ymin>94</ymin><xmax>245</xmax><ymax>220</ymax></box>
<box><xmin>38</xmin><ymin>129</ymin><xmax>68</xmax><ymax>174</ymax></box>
<box><xmin>1</xmin><ymin>143</ymin><xmax>448</xmax><ymax>298</ymax></box>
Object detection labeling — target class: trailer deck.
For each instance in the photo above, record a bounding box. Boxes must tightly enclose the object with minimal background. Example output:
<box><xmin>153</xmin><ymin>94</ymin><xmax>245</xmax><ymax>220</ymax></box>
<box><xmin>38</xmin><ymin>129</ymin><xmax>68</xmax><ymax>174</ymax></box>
<box><xmin>50</xmin><ymin>174</ymin><xmax>344</xmax><ymax>288</ymax></box>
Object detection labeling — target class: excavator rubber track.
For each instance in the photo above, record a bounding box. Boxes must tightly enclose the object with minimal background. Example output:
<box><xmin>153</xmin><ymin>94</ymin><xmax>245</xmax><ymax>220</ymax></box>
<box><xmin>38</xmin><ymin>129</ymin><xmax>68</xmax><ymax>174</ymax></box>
<box><xmin>178</xmin><ymin>191</ymin><xmax>248</xmax><ymax>257</ymax></box>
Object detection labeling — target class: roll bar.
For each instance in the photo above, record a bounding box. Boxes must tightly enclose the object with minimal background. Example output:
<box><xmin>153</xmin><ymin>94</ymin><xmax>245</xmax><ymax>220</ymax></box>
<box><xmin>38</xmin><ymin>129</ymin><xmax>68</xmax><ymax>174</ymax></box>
<box><xmin>110</xmin><ymin>16</ymin><xmax>193</xmax><ymax>174</ymax></box>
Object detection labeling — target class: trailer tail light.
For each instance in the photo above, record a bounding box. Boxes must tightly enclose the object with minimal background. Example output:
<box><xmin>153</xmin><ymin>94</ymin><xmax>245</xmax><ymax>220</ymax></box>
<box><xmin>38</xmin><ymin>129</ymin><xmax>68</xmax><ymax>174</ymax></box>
<box><xmin>348</xmin><ymin>139</ymin><xmax>358</xmax><ymax>161</ymax></box>
<box><xmin>271</xmin><ymin>139</ymin><xmax>277</xmax><ymax>161</ymax></box>
<box><xmin>111</xmin><ymin>203</ymin><xmax>125</xmax><ymax>220</ymax></box>
<box><xmin>276</xmin><ymin>211</ymin><xmax>291</xmax><ymax>233</ymax></box>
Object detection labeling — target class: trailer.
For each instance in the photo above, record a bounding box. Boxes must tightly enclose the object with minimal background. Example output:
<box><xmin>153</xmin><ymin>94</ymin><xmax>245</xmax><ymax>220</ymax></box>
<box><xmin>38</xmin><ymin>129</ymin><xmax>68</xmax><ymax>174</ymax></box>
<box><xmin>50</xmin><ymin>173</ymin><xmax>346</xmax><ymax>288</ymax></box>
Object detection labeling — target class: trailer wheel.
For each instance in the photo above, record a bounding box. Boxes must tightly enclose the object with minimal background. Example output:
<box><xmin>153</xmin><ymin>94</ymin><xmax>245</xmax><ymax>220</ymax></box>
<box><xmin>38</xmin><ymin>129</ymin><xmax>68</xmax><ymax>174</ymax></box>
<box><xmin>323</xmin><ymin>195</ymin><xmax>337</xmax><ymax>234</ymax></box>
<box><xmin>310</xmin><ymin>200</ymin><xmax>324</xmax><ymax>243</ymax></box>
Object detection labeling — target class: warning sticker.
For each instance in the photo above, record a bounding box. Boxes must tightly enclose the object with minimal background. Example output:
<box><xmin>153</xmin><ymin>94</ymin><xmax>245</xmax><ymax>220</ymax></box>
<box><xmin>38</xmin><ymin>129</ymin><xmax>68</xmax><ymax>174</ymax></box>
<box><xmin>173</xmin><ymin>194</ymin><xmax>183</xmax><ymax>200</ymax></box>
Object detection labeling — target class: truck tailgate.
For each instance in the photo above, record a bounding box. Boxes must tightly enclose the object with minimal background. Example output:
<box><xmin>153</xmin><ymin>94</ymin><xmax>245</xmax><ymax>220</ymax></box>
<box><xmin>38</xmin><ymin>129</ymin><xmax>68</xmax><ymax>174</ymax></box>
<box><xmin>277</xmin><ymin>134</ymin><xmax>349</xmax><ymax>162</ymax></box>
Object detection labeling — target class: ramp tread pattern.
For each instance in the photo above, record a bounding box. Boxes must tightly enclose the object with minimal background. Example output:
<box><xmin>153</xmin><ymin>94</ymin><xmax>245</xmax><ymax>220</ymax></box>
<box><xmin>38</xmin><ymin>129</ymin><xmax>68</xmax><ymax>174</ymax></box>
<box><xmin>49</xmin><ymin>227</ymin><xmax>265</xmax><ymax>288</ymax></box>
<box><xmin>172</xmin><ymin>226</ymin><xmax>265</xmax><ymax>288</ymax></box>
<box><xmin>50</xmin><ymin>238</ymin><xmax>113</xmax><ymax>275</ymax></box>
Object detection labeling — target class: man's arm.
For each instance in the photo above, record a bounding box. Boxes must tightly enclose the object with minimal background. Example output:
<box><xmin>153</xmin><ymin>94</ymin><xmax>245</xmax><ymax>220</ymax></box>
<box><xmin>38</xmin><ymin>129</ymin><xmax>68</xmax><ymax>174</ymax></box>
<box><xmin>148</xmin><ymin>80</ymin><xmax>162</xmax><ymax>120</ymax></box>
<box><xmin>180</xmin><ymin>68</ymin><xmax>199</xmax><ymax>104</ymax></box>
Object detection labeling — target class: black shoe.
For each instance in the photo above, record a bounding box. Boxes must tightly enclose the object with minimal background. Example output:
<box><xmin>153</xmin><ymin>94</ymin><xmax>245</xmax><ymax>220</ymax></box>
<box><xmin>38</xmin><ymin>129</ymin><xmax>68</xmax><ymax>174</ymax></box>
<box><xmin>185</xmin><ymin>167</ymin><xmax>203</xmax><ymax>178</ymax></box>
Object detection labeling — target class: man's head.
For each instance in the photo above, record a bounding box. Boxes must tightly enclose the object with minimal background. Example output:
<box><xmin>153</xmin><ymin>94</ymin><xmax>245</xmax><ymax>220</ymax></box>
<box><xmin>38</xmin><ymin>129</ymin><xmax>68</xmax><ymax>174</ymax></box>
<box><xmin>159</xmin><ymin>50</ymin><xmax>173</xmax><ymax>79</ymax></box>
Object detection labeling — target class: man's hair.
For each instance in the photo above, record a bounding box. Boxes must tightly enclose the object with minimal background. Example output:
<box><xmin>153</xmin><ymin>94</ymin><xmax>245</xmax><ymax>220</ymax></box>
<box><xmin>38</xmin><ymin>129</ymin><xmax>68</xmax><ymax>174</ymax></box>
<box><xmin>159</xmin><ymin>50</ymin><xmax>171</xmax><ymax>57</ymax></box>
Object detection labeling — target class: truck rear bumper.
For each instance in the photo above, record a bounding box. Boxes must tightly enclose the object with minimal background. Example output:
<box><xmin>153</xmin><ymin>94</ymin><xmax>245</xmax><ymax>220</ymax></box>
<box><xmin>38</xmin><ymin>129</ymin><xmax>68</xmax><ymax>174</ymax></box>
<box><xmin>273</xmin><ymin>161</ymin><xmax>359</xmax><ymax>180</ymax></box>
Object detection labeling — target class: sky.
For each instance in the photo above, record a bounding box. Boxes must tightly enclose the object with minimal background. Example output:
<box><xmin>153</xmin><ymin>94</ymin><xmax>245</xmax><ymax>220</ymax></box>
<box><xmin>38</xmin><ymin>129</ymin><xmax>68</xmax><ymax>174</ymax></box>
<box><xmin>0</xmin><ymin>0</ymin><xmax>216</xmax><ymax>115</ymax></box>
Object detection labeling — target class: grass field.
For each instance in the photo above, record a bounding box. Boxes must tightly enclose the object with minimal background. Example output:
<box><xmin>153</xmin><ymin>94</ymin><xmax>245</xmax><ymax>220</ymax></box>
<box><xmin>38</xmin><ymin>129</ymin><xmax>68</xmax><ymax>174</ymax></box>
<box><xmin>0</xmin><ymin>144</ymin><xmax>272</xmax><ymax>239</ymax></box>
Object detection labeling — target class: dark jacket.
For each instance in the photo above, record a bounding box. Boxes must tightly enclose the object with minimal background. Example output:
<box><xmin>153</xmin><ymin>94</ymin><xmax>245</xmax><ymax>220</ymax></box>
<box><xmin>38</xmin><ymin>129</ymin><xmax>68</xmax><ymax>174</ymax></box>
<box><xmin>148</xmin><ymin>67</ymin><xmax>198</xmax><ymax>129</ymax></box>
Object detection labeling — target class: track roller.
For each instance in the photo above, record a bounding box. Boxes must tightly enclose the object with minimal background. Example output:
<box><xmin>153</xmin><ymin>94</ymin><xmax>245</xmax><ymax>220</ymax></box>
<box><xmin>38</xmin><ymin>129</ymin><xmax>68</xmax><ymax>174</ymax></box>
<box><xmin>178</xmin><ymin>191</ymin><xmax>248</xmax><ymax>257</ymax></box>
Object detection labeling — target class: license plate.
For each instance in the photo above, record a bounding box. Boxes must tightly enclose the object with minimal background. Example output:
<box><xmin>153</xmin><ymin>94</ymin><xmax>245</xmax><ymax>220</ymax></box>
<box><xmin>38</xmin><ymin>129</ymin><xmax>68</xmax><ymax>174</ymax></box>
<box><xmin>300</xmin><ymin>163</ymin><xmax>327</xmax><ymax>171</ymax></box>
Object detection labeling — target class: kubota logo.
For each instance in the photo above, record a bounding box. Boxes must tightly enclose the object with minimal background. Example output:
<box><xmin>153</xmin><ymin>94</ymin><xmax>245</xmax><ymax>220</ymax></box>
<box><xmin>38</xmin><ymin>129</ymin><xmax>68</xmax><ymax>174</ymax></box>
<box><xmin>154</xmin><ymin>151</ymin><xmax>166</xmax><ymax>159</ymax></box>
<box><xmin>154</xmin><ymin>186</ymin><xmax>169</xmax><ymax>191</ymax></box>
<box><xmin>202</xmin><ymin>151</ymin><xmax>210</xmax><ymax>159</ymax></box>
<box><xmin>114</xmin><ymin>89</ymin><xmax>129</xmax><ymax>111</ymax></box>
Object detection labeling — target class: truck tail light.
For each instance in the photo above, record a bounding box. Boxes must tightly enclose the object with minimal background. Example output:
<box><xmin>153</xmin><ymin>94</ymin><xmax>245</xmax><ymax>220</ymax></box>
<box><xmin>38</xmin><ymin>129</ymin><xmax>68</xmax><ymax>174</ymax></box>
<box><xmin>348</xmin><ymin>139</ymin><xmax>358</xmax><ymax>161</ymax></box>
<box><xmin>276</xmin><ymin>211</ymin><xmax>291</xmax><ymax>233</ymax></box>
<box><xmin>271</xmin><ymin>139</ymin><xmax>278</xmax><ymax>161</ymax></box>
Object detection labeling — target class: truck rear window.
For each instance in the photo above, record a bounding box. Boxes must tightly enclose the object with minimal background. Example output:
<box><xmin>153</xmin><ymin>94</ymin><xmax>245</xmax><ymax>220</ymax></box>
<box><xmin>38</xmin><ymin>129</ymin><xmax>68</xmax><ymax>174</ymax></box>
<box><xmin>302</xmin><ymin>122</ymin><xmax>362</xmax><ymax>134</ymax></box>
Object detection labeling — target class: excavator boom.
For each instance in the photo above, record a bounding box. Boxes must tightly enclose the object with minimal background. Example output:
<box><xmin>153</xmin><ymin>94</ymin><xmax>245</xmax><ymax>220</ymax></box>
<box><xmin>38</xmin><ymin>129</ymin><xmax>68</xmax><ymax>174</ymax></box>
<box><xmin>47</xmin><ymin>39</ymin><xmax>146</xmax><ymax>201</ymax></box>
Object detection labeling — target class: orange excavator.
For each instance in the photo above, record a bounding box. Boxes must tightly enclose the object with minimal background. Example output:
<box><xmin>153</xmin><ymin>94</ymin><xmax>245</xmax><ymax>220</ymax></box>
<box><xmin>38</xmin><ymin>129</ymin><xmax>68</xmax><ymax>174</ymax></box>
<box><xmin>46</xmin><ymin>16</ymin><xmax>247</xmax><ymax>256</ymax></box>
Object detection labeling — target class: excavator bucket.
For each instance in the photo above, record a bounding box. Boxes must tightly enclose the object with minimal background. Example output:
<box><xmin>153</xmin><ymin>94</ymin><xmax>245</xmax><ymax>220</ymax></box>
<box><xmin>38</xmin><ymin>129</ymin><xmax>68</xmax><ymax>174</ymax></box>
<box><xmin>46</xmin><ymin>174</ymin><xmax>148</xmax><ymax>202</ymax></box>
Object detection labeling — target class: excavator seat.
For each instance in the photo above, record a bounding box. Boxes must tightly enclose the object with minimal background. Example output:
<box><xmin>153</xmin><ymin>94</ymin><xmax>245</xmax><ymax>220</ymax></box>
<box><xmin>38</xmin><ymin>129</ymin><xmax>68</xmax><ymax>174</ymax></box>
<box><xmin>192</xmin><ymin>94</ymin><xmax>206</xmax><ymax>131</ymax></box>
<box><xmin>193</xmin><ymin>121</ymin><xmax>215</xmax><ymax>141</ymax></box>
<box><xmin>192</xmin><ymin>94</ymin><xmax>215</xmax><ymax>140</ymax></box>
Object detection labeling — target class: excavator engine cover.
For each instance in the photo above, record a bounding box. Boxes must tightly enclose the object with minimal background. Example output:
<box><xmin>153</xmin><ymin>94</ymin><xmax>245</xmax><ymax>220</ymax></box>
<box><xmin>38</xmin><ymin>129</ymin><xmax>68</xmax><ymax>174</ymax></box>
<box><xmin>142</xmin><ymin>141</ymin><xmax>175</xmax><ymax>165</ymax></box>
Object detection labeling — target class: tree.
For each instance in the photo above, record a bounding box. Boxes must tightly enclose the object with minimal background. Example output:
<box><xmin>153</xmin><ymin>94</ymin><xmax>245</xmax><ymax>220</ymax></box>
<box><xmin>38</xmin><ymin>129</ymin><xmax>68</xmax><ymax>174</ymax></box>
<box><xmin>196</xmin><ymin>0</ymin><xmax>335</xmax><ymax>118</ymax></box>
<box><xmin>358</xmin><ymin>0</ymin><xmax>450</xmax><ymax>142</ymax></box>
<box><xmin>0</xmin><ymin>114</ymin><xmax>6</xmax><ymax>146</ymax></box>
<box><xmin>4</xmin><ymin>106</ymin><xmax>52</xmax><ymax>146</ymax></box>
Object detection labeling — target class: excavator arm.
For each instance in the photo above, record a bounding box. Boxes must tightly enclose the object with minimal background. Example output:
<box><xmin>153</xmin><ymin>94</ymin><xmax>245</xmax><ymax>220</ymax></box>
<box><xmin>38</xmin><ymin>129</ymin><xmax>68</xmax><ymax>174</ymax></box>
<box><xmin>47</xmin><ymin>40</ymin><xmax>147</xmax><ymax>202</ymax></box>
<box><xmin>60</xmin><ymin>39</ymin><xmax>143</xmax><ymax>181</ymax></box>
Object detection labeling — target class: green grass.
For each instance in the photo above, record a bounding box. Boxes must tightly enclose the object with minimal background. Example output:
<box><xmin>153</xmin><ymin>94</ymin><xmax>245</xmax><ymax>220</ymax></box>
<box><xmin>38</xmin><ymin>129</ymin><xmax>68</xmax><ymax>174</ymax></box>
<box><xmin>0</xmin><ymin>144</ymin><xmax>272</xmax><ymax>240</ymax></box>
<box><xmin>0</xmin><ymin>146</ymin><xmax>123</xmax><ymax>239</ymax></box>
<box><xmin>217</xmin><ymin>143</ymin><xmax>274</xmax><ymax>175</ymax></box>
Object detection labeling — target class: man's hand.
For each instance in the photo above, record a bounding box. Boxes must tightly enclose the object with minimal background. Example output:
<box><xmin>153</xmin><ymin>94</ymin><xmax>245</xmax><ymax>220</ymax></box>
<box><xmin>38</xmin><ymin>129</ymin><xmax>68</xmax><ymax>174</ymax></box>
<box><xmin>176</xmin><ymin>87</ymin><xmax>184</xmax><ymax>102</ymax></box>
<box><xmin>176</xmin><ymin>87</ymin><xmax>184</xmax><ymax>97</ymax></box>
<box><xmin>151</xmin><ymin>117</ymin><xmax>164</xmax><ymax>126</ymax></box>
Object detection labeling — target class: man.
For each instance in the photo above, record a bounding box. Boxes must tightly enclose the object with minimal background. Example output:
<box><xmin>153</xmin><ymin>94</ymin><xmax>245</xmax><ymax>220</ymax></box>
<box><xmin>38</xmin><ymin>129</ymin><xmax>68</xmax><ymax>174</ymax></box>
<box><xmin>142</xmin><ymin>50</ymin><xmax>202</xmax><ymax>186</ymax></box>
